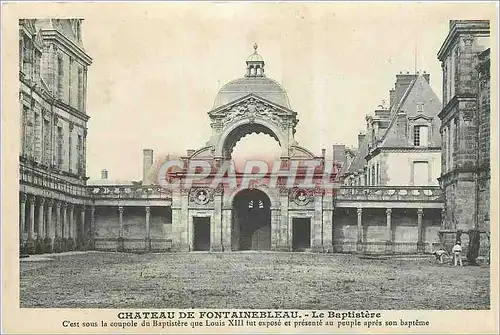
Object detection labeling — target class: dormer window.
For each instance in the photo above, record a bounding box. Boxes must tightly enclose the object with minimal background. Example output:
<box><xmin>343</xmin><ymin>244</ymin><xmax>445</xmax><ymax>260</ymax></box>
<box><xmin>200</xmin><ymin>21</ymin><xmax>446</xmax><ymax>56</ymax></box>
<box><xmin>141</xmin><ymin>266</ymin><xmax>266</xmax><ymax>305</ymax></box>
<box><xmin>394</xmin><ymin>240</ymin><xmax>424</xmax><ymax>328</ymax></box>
<box><xmin>413</xmin><ymin>125</ymin><xmax>429</xmax><ymax>146</ymax></box>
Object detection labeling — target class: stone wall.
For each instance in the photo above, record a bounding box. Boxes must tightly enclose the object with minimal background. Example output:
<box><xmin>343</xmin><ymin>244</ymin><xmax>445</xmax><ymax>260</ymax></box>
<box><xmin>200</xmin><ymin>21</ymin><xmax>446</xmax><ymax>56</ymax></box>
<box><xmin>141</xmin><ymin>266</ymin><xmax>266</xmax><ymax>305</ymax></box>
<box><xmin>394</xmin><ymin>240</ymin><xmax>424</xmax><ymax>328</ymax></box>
<box><xmin>93</xmin><ymin>206</ymin><xmax>172</xmax><ymax>252</ymax></box>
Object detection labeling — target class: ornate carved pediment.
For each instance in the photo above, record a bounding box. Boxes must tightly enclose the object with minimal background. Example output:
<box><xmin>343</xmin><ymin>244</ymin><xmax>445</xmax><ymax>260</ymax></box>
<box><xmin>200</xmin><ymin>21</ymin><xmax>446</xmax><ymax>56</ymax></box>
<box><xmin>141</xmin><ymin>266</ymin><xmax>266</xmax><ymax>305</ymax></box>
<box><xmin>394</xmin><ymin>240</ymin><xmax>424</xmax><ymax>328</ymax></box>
<box><xmin>209</xmin><ymin>95</ymin><xmax>296</xmax><ymax>130</ymax></box>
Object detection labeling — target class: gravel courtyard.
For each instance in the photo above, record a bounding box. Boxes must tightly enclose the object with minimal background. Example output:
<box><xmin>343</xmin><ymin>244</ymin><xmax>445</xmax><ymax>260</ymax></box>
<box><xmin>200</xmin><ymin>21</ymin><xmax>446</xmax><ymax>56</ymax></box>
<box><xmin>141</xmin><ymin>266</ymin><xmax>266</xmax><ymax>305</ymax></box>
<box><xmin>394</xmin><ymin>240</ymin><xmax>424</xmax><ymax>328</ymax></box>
<box><xmin>20</xmin><ymin>251</ymin><xmax>490</xmax><ymax>310</ymax></box>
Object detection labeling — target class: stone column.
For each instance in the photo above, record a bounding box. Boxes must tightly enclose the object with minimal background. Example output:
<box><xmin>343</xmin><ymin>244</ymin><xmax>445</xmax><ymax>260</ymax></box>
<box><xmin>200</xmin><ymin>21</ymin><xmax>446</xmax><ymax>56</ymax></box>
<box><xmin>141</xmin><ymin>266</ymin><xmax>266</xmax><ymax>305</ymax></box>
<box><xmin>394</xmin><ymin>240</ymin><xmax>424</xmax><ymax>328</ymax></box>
<box><xmin>311</xmin><ymin>190</ymin><xmax>324</xmax><ymax>252</ymax></box>
<box><xmin>54</xmin><ymin>201</ymin><xmax>61</xmax><ymax>253</ymax></box>
<box><xmin>80</xmin><ymin>206</ymin><xmax>86</xmax><ymax>250</ymax></box>
<box><xmin>145</xmin><ymin>206</ymin><xmax>151</xmax><ymax>252</ymax></box>
<box><xmin>62</xmin><ymin>203</ymin><xmax>67</xmax><ymax>237</ymax></box>
<box><xmin>385</xmin><ymin>208</ymin><xmax>393</xmax><ymax>254</ymax></box>
<box><xmin>68</xmin><ymin>204</ymin><xmax>74</xmax><ymax>239</ymax></box>
<box><xmin>322</xmin><ymin>190</ymin><xmax>334</xmax><ymax>253</ymax></box>
<box><xmin>212</xmin><ymin>189</ymin><xmax>223</xmax><ymax>251</ymax></box>
<box><xmin>38</xmin><ymin>197</ymin><xmax>45</xmax><ymax>239</ymax></box>
<box><xmin>90</xmin><ymin>205</ymin><xmax>95</xmax><ymax>250</ymax></box>
<box><xmin>116</xmin><ymin>206</ymin><xmax>123</xmax><ymax>237</ymax></box>
<box><xmin>20</xmin><ymin>193</ymin><xmax>27</xmax><ymax>252</ymax></box>
<box><xmin>28</xmin><ymin>195</ymin><xmax>35</xmax><ymax>240</ymax></box>
<box><xmin>356</xmin><ymin>208</ymin><xmax>363</xmax><ymax>253</ymax></box>
<box><xmin>46</xmin><ymin>200</ymin><xmax>53</xmax><ymax>251</ymax></box>
<box><xmin>61</xmin><ymin>202</ymin><xmax>67</xmax><ymax>251</ymax></box>
<box><xmin>278</xmin><ymin>188</ymin><xmax>290</xmax><ymax>251</ymax></box>
<box><xmin>417</xmin><ymin>208</ymin><xmax>424</xmax><ymax>253</ymax></box>
<box><xmin>67</xmin><ymin>204</ymin><xmax>74</xmax><ymax>251</ymax></box>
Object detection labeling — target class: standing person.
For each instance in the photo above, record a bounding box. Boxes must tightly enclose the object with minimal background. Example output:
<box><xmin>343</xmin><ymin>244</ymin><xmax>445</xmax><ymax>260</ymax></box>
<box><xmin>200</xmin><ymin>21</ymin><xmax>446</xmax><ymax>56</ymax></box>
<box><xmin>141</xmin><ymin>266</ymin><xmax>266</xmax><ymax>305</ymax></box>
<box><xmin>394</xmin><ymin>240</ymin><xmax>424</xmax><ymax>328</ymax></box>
<box><xmin>452</xmin><ymin>241</ymin><xmax>463</xmax><ymax>266</ymax></box>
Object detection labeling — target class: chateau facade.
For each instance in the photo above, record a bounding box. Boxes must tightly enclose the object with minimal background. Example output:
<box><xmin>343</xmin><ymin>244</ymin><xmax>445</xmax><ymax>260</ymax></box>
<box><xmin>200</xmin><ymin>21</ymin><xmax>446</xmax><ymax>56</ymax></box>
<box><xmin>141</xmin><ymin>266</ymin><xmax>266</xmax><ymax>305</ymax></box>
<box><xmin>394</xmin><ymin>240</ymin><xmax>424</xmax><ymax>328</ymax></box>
<box><xmin>19</xmin><ymin>20</ymin><xmax>489</xmax><ymax>257</ymax></box>
<box><xmin>437</xmin><ymin>20</ymin><xmax>491</xmax><ymax>251</ymax></box>
<box><xmin>19</xmin><ymin>19</ymin><xmax>93</xmax><ymax>254</ymax></box>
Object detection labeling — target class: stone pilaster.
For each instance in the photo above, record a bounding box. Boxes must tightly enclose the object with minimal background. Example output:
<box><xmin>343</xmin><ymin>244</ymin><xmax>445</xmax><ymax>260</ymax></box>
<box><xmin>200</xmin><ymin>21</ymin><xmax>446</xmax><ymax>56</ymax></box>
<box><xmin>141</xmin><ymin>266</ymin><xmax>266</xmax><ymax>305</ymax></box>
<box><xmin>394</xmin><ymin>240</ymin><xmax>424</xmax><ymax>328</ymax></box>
<box><xmin>170</xmin><ymin>189</ymin><xmax>182</xmax><ymax>251</ymax></box>
<box><xmin>53</xmin><ymin>201</ymin><xmax>62</xmax><ymax>253</ymax></box>
<box><xmin>28</xmin><ymin>195</ymin><xmax>35</xmax><ymax>240</ymax></box>
<box><xmin>311</xmin><ymin>190</ymin><xmax>323</xmax><ymax>252</ymax></box>
<box><xmin>179</xmin><ymin>189</ymin><xmax>190</xmax><ymax>251</ymax></box>
<box><xmin>45</xmin><ymin>199</ymin><xmax>53</xmax><ymax>247</ymax></box>
<box><xmin>20</xmin><ymin>194</ymin><xmax>27</xmax><ymax>250</ymax></box>
<box><xmin>356</xmin><ymin>208</ymin><xmax>363</xmax><ymax>253</ymax></box>
<box><xmin>212</xmin><ymin>190</ymin><xmax>223</xmax><ymax>251</ymax></box>
<box><xmin>417</xmin><ymin>208</ymin><xmax>424</xmax><ymax>253</ymax></box>
<box><xmin>89</xmin><ymin>205</ymin><xmax>95</xmax><ymax>250</ymax></box>
<box><xmin>385</xmin><ymin>208</ymin><xmax>393</xmax><ymax>254</ymax></box>
<box><xmin>117</xmin><ymin>206</ymin><xmax>124</xmax><ymax>252</ymax></box>
<box><xmin>61</xmin><ymin>202</ymin><xmax>68</xmax><ymax>251</ymax></box>
<box><xmin>67</xmin><ymin>204</ymin><xmax>75</xmax><ymax>251</ymax></box>
<box><xmin>270</xmin><ymin>208</ymin><xmax>279</xmax><ymax>251</ymax></box>
<box><xmin>145</xmin><ymin>206</ymin><xmax>151</xmax><ymax>251</ymax></box>
<box><xmin>222</xmin><ymin>208</ymin><xmax>232</xmax><ymax>251</ymax></box>
<box><xmin>322</xmin><ymin>190</ymin><xmax>333</xmax><ymax>253</ymax></box>
<box><xmin>37</xmin><ymin>197</ymin><xmax>45</xmax><ymax>238</ymax></box>
<box><xmin>278</xmin><ymin>188</ymin><xmax>290</xmax><ymax>251</ymax></box>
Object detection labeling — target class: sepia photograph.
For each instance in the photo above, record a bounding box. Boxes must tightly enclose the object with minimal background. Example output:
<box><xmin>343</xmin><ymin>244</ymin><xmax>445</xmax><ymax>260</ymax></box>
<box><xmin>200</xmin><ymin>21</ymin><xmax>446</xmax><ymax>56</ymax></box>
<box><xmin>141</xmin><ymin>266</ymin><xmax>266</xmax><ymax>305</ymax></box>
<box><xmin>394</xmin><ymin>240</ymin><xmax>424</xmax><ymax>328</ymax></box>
<box><xmin>2</xmin><ymin>2</ymin><xmax>498</xmax><ymax>334</ymax></box>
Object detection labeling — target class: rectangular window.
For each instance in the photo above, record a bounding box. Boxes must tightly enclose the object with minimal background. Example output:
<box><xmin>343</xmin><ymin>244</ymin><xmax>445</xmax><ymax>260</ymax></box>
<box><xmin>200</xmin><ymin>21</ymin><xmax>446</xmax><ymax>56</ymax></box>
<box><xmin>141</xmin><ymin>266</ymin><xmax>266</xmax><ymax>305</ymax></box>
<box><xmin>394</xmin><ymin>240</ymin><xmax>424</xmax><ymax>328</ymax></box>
<box><xmin>77</xmin><ymin>68</ymin><xmax>83</xmax><ymax>111</ymax></box>
<box><xmin>57</xmin><ymin>56</ymin><xmax>64</xmax><ymax>100</ymax></box>
<box><xmin>417</xmin><ymin>103</ymin><xmax>424</xmax><ymax>112</ymax></box>
<box><xmin>57</xmin><ymin>126</ymin><xmax>63</xmax><ymax>169</ymax></box>
<box><xmin>43</xmin><ymin>119</ymin><xmax>50</xmax><ymax>164</ymax></box>
<box><xmin>413</xmin><ymin>161</ymin><xmax>429</xmax><ymax>186</ymax></box>
<box><xmin>34</xmin><ymin>113</ymin><xmax>40</xmax><ymax>161</ymax></box>
<box><xmin>77</xmin><ymin>134</ymin><xmax>83</xmax><ymax>175</ymax></box>
<box><xmin>413</xmin><ymin>125</ymin><xmax>429</xmax><ymax>146</ymax></box>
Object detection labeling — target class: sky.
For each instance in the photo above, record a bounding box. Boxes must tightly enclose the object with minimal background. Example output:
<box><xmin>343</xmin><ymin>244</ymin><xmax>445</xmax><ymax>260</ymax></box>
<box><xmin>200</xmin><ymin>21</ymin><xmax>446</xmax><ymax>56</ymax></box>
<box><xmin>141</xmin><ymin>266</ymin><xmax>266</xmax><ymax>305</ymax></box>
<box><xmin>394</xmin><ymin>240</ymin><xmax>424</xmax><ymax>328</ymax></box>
<box><xmin>79</xmin><ymin>3</ymin><xmax>484</xmax><ymax>182</ymax></box>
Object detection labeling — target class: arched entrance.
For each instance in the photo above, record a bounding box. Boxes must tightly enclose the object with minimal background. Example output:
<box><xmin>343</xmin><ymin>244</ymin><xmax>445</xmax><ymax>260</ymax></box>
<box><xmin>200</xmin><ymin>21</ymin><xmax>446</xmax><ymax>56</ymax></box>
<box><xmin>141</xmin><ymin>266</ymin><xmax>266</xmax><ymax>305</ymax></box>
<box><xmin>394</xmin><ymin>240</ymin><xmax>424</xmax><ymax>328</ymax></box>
<box><xmin>232</xmin><ymin>189</ymin><xmax>271</xmax><ymax>251</ymax></box>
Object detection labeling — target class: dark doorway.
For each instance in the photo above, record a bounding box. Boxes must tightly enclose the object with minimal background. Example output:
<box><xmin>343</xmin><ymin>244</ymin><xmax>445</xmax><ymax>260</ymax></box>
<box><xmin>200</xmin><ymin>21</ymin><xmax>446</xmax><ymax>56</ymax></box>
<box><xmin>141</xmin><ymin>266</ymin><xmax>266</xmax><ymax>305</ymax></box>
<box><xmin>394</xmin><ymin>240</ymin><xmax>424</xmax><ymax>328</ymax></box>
<box><xmin>193</xmin><ymin>217</ymin><xmax>210</xmax><ymax>251</ymax></box>
<box><xmin>292</xmin><ymin>218</ymin><xmax>311</xmax><ymax>251</ymax></box>
<box><xmin>232</xmin><ymin>189</ymin><xmax>271</xmax><ymax>251</ymax></box>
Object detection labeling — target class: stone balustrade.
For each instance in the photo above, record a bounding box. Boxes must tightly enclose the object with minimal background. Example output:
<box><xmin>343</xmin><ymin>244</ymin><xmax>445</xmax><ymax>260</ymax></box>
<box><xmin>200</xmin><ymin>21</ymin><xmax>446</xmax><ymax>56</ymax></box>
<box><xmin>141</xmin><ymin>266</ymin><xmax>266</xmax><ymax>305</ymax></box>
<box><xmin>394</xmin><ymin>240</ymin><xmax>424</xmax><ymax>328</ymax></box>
<box><xmin>335</xmin><ymin>186</ymin><xmax>444</xmax><ymax>202</ymax></box>
<box><xmin>20</xmin><ymin>164</ymin><xmax>87</xmax><ymax>198</ymax></box>
<box><xmin>87</xmin><ymin>185</ymin><xmax>172</xmax><ymax>200</ymax></box>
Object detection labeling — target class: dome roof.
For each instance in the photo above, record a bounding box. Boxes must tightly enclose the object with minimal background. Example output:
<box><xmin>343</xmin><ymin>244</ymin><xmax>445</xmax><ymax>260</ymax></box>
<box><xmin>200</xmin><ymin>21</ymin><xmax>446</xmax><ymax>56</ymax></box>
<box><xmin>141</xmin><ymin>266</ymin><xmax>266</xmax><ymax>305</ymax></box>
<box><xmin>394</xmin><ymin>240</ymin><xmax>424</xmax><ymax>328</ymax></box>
<box><xmin>247</xmin><ymin>53</ymin><xmax>264</xmax><ymax>62</ymax></box>
<box><xmin>213</xmin><ymin>76</ymin><xmax>291</xmax><ymax>109</ymax></box>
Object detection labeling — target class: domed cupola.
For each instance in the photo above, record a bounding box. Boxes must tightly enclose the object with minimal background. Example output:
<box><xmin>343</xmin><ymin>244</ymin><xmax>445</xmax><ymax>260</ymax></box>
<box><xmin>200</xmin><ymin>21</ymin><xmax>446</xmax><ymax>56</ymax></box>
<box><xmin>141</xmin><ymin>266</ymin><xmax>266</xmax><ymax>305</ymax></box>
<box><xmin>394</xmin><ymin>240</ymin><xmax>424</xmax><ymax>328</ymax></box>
<box><xmin>245</xmin><ymin>43</ymin><xmax>265</xmax><ymax>77</ymax></box>
<box><xmin>212</xmin><ymin>43</ymin><xmax>291</xmax><ymax>109</ymax></box>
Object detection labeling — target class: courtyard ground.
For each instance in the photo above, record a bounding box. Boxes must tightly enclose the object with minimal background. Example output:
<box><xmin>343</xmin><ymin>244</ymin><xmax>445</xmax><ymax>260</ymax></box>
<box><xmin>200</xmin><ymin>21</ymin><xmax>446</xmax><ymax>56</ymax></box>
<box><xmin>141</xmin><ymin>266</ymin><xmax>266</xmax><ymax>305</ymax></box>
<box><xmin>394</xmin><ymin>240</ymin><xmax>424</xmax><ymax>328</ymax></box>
<box><xmin>20</xmin><ymin>251</ymin><xmax>490</xmax><ymax>309</ymax></box>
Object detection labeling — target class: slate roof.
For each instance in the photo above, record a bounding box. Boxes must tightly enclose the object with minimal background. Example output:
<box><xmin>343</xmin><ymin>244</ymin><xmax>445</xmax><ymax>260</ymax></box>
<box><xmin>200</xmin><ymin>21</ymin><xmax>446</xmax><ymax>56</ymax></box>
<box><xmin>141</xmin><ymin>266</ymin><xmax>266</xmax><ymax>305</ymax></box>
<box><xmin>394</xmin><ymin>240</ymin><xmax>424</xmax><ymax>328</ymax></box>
<box><xmin>344</xmin><ymin>74</ymin><xmax>442</xmax><ymax>176</ymax></box>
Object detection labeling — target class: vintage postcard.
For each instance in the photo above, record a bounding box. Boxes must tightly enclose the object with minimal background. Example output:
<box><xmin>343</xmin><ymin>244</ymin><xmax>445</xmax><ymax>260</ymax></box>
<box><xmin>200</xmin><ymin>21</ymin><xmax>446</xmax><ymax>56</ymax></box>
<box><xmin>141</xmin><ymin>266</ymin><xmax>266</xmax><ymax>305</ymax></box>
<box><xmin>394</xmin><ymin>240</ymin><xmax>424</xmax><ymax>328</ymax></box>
<box><xmin>1</xmin><ymin>1</ymin><xmax>498</xmax><ymax>334</ymax></box>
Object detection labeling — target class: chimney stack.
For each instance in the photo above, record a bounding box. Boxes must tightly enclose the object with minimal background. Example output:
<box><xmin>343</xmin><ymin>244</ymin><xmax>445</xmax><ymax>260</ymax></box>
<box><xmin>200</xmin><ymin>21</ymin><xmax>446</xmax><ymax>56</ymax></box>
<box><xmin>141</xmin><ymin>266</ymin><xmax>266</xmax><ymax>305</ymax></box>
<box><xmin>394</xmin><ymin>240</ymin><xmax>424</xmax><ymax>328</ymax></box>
<box><xmin>332</xmin><ymin>144</ymin><xmax>346</xmax><ymax>165</ymax></box>
<box><xmin>101</xmin><ymin>169</ymin><xmax>108</xmax><ymax>180</ymax></box>
<box><xmin>389</xmin><ymin>89</ymin><xmax>396</xmax><ymax>108</ymax></box>
<box><xmin>143</xmin><ymin>149</ymin><xmax>154</xmax><ymax>184</ymax></box>
<box><xmin>395</xmin><ymin>73</ymin><xmax>417</xmax><ymax>105</ymax></box>
<box><xmin>321</xmin><ymin>148</ymin><xmax>326</xmax><ymax>158</ymax></box>
<box><xmin>357</xmin><ymin>133</ymin><xmax>366</xmax><ymax>149</ymax></box>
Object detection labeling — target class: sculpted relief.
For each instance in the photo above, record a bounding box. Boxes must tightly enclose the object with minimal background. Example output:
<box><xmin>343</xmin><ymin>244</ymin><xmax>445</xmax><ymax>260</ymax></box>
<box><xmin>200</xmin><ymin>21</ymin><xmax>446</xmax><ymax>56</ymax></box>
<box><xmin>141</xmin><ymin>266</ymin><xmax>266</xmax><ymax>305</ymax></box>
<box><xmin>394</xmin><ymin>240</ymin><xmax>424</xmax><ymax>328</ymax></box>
<box><xmin>214</xmin><ymin>97</ymin><xmax>294</xmax><ymax>130</ymax></box>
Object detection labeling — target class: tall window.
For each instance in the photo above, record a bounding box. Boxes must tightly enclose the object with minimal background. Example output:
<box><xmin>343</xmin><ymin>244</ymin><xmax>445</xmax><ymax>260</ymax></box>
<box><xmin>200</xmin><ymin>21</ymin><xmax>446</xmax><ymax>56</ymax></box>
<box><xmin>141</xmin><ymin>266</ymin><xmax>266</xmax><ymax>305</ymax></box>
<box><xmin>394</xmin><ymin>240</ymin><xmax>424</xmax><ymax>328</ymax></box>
<box><xmin>77</xmin><ymin>134</ymin><xmax>83</xmax><ymax>175</ymax></box>
<box><xmin>57</xmin><ymin>126</ymin><xmax>63</xmax><ymax>169</ymax></box>
<box><xmin>413</xmin><ymin>125</ymin><xmax>429</xmax><ymax>146</ymax></box>
<box><xmin>43</xmin><ymin>119</ymin><xmax>50</xmax><ymax>164</ymax></box>
<box><xmin>34</xmin><ymin>113</ymin><xmax>41</xmax><ymax>161</ymax></box>
<box><xmin>57</xmin><ymin>56</ymin><xmax>64</xmax><ymax>100</ymax></box>
<box><xmin>77</xmin><ymin>68</ymin><xmax>83</xmax><ymax>111</ymax></box>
